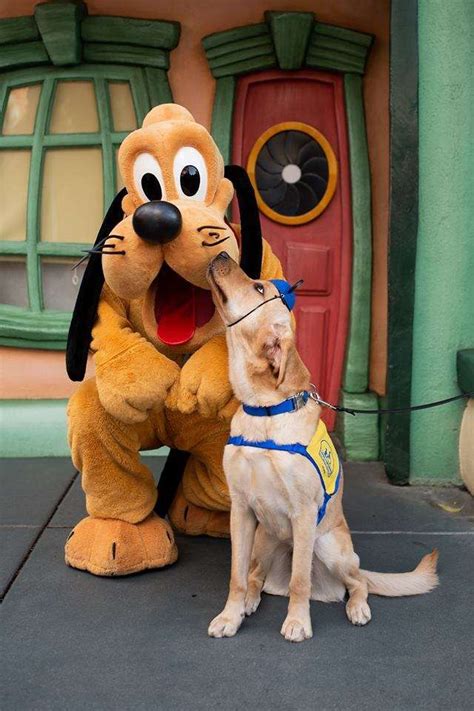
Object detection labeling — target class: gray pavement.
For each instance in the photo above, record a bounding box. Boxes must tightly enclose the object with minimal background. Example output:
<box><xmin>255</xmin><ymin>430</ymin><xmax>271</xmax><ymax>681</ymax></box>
<box><xmin>1</xmin><ymin>457</ymin><xmax>473</xmax><ymax>710</ymax></box>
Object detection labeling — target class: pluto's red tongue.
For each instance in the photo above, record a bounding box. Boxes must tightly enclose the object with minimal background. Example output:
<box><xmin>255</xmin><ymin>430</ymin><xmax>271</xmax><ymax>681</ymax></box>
<box><xmin>155</xmin><ymin>265</ymin><xmax>196</xmax><ymax>345</ymax></box>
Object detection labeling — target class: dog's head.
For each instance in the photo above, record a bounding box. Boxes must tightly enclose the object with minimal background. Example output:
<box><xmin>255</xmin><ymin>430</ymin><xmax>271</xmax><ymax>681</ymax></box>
<box><xmin>67</xmin><ymin>105</ymin><xmax>263</xmax><ymax>380</ymax></box>
<box><xmin>207</xmin><ymin>253</ymin><xmax>309</xmax><ymax>396</ymax></box>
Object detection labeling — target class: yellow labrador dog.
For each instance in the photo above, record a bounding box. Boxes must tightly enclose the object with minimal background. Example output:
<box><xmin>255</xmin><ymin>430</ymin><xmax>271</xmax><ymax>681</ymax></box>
<box><xmin>206</xmin><ymin>252</ymin><xmax>438</xmax><ymax>643</ymax></box>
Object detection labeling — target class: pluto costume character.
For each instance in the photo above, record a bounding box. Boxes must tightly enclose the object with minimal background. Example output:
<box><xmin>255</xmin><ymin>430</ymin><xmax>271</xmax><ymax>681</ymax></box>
<box><xmin>65</xmin><ymin>104</ymin><xmax>284</xmax><ymax>576</ymax></box>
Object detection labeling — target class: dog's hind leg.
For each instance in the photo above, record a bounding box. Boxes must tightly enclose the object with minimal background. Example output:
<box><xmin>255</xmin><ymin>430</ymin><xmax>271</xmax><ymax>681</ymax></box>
<box><xmin>315</xmin><ymin>524</ymin><xmax>371</xmax><ymax>626</ymax></box>
<box><xmin>245</xmin><ymin>525</ymin><xmax>281</xmax><ymax>615</ymax></box>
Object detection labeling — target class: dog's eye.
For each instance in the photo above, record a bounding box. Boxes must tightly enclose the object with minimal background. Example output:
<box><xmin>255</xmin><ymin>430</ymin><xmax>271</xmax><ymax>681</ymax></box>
<box><xmin>134</xmin><ymin>153</ymin><xmax>166</xmax><ymax>203</ymax></box>
<box><xmin>173</xmin><ymin>147</ymin><xmax>207</xmax><ymax>201</ymax></box>
<box><xmin>254</xmin><ymin>283</ymin><xmax>265</xmax><ymax>296</ymax></box>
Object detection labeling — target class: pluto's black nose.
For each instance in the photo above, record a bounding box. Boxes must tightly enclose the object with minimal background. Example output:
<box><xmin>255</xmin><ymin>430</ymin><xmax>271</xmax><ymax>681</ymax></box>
<box><xmin>133</xmin><ymin>201</ymin><xmax>182</xmax><ymax>244</ymax></box>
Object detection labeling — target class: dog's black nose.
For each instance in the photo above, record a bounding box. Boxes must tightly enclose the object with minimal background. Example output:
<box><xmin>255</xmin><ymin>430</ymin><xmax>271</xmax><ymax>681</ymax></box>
<box><xmin>216</xmin><ymin>251</ymin><xmax>230</xmax><ymax>261</ymax></box>
<box><xmin>133</xmin><ymin>201</ymin><xmax>182</xmax><ymax>244</ymax></box>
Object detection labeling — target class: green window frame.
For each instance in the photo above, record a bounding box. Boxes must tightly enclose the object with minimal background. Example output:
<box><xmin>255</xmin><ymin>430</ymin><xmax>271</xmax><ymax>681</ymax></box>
<box><xmin>0</xmin><ymin>64</ymin><xmax>150</xmax><ymax>349</ymax></box>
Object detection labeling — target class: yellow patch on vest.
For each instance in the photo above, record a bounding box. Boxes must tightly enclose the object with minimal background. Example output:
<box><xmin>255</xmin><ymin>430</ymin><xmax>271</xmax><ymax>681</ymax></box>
<box><xmin>306</xmin><ymin>420</ymin><xmax>340</xmax><ymax>494</ymax></box>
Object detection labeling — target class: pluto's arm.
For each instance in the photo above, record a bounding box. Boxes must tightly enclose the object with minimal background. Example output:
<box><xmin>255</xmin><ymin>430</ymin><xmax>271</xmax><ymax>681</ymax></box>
<box><xmin>166</xmin><ymin>332</ymin><xmax>234</xmax><ymax>419</ymax></box>
<box><xmin>91</xmin><ymin>285</ymin><xmax>179</xmax><ymax>423</ymax></box>
<box><xmin>91</xmin><ymin>285</ymin><xmax>149</xmax><ymax>366</ymax></box>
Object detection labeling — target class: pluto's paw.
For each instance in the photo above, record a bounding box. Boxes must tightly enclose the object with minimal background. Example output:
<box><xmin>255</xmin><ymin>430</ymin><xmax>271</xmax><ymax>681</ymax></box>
<box><xmin>65</xmin><ymin>514</ymin><xmax>178</xmax><ymax>576</ymax></box>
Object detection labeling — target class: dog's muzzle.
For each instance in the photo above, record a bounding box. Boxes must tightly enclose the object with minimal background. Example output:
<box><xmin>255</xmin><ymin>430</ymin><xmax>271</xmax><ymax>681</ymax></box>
<box><xmin>133</xmin><ymin>200</ymin><xmax>182</xmax><ymax>244</ymax></box>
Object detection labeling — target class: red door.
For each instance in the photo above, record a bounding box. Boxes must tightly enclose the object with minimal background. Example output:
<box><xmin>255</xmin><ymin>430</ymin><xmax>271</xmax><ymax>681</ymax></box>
<box><xmin>232</xmin><ymin>69</ymin><xmax>352</xmax><ymax>429</ymax></box>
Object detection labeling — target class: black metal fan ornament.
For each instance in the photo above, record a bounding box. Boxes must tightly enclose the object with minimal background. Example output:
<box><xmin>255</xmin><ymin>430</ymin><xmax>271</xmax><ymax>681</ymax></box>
<box><xmin>255</xmin><ymin>129</ymin><xmax>330</xmax><ymax>218</ymax></box>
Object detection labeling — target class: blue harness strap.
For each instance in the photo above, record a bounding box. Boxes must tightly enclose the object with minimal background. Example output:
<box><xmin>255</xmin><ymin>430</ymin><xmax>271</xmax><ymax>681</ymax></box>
<box><xmin>227</xmin><ymin>435</ymin><xmax>341</xmax><ymax>525</ymax></box>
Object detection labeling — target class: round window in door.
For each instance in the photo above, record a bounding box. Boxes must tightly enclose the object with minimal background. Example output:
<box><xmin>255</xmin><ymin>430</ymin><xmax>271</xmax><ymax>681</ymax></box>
<box><xmin>247</xmin><ymin>121</ymin><xmax>338</xmax><ymax>225</ymax></box>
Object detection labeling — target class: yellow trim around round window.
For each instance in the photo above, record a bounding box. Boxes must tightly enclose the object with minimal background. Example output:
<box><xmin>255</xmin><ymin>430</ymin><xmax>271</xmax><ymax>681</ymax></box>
<box><xmin>246</xmin><ymin>121</ymin><xmax>338</xmax><ymax>225</ymax></box>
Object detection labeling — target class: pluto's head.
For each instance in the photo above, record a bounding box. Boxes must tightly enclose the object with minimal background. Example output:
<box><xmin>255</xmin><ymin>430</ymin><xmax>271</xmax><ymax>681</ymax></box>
<box><xmin>67</xmin><ymin>105</ymin><xmax>263</xmax><ymax>380</ymax></box>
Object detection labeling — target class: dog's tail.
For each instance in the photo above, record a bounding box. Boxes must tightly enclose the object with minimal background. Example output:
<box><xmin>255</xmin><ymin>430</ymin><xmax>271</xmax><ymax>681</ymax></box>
<box><xmin>360</xmin><ymin>549</ymin><xmax>439</xmax><ymax>597</ymax></box>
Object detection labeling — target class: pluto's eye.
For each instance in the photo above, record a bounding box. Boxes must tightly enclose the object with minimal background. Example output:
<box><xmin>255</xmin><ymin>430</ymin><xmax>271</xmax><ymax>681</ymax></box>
<box><xmin>133</xmin><ymin>153</ymin><xmax>166</xmax><ymax>203</ymax></box>
<box><xmin>173</xmin><ymin>147</ymin><xmax>208</xmax><ymax>201</ymax></box>
<box><xmin>254</xmin><ymin>283</ymin><xmax>265</xmax><ymax>295</ymax></box>
<box><xmin>141</xmin><ymin>173</ymin><xmax>162</xmax><ymax>201</ymax></box>
<box><xmin>180</xmin><ymin>165</ymin><xmax>200</xmax><ymax>196</ymax></box>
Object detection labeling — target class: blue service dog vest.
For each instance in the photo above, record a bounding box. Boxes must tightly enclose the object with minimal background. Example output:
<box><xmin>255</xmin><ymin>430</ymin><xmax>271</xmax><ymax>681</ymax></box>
<box><xmin>227</xmin><ymin>419</ymin><xmax>341</xmax><ymax>524</ymax></box>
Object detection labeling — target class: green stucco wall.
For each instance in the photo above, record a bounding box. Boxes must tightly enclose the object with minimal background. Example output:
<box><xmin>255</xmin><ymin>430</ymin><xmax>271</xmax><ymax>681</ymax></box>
<box><xmin>411</xmin><ymin>0</ymin><xmax>474</xmax><ymax>482</ymax></box>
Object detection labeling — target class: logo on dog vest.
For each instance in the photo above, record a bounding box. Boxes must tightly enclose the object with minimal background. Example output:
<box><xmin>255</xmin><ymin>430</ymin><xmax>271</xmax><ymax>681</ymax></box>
<box><xmin>319</xmin><ymin>440</ymin><xmax>334</xmax><ymax>475</ymax></box>
<box><xmin>306</xmin><ymin>421</ymin><xmax>340</xmax><ymax>495</ymax></box>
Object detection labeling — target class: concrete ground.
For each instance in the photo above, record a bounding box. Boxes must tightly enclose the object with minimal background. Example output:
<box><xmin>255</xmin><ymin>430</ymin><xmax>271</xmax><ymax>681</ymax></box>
<box><xmin>1</xmin><ymin>457</ymin><xmax>473</xmax><ymax>711</ymax></box>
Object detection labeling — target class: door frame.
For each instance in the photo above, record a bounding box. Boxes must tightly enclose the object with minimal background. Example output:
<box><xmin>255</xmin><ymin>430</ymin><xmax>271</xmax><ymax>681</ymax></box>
<box><xmin>203</xmin><ymin>11</ymin><xmax>378</xmax><ymax>459</ymax></box>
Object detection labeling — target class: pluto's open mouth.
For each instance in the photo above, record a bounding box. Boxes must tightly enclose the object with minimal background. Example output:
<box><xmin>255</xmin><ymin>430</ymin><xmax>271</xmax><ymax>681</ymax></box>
<box><xmin>153</xmin><ymin>263</ymin><xmax>215</xmax><ymax>346</ymax></box>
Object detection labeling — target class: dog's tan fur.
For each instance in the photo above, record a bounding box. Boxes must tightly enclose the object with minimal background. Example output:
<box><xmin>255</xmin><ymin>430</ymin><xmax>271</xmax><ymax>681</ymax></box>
<box><xmin>206</xmin><ymin>254</ymin><xmax>438</xmax><ymax>642</ymax></box>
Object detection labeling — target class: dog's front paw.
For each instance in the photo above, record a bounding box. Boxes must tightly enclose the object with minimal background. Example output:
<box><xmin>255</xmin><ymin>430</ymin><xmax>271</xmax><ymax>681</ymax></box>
<box><xmin>208</xmin><ymin>610</ymin><xmax>244</xmax><ymax>638</ymax></box>
<box><xmin>280</xmin><ymin>615</ymin><xmax>313</xmax><ymax>643</ymax></box>
<box><xmin>346</xmin><ymin>599</ymin><xmax>372</xmax><ymax>626</ymax></box>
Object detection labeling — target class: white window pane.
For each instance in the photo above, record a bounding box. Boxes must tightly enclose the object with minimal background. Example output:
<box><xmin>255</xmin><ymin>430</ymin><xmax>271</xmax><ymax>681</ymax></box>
<box><xmin>49</xmin><ymin>81</ymin><xmax>99</xmax><ymax>134</ymax></box>
<box><xmin>42</xmin><ymin>258</ymin><xmax>86</xmax><ymax>311</ymax></box>
<box><xmin>41</xmin><ymin>148</ymin><xmax>103</xmax><ymax>244</ymax></box>
<box><xmin>109</xmin><ymin>82</ymin><xmax>137</xmax><ymax>132</ymax></box>
<box><xmin>0</xmin><ymin>257</ymin><xmax>28</xmax><ymax>307</ymax></box>
<box><xmin>0</xmin><ymin>150</ymin><xmax>30</xmax><ymax>241</ymax></box>
<box><xmin>2</xmin><ymin>84</ymin><xmax>41</xmax><ymax>135</ymax></box>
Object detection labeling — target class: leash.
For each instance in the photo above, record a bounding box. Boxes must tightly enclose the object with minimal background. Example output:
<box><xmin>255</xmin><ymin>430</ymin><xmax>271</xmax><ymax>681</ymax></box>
<box><xmin>311</xmin><ymin>389</ymin><xmax>474</xmax><ymax>417</ymax></box>
<box><xmin>239</xmin><ymin>387</ymin><xmax>473</xmax><ymax>419</ymax></box>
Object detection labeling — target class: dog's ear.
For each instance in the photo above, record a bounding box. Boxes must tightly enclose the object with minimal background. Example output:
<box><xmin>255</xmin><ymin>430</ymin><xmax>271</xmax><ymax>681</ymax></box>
<box><xmin>261</xmin><ymin>326</ymin><xmax>292</xmax><ymax>386</ymax></box>
<box><xmin>65</xmin><ymin>188</ymin><xmax>127</xmax><ymax>381</ymax></box>
<box><xmin>224</xmin><ymin>165</ymin><xmax>262</xmax><ymax>279</ymax></box>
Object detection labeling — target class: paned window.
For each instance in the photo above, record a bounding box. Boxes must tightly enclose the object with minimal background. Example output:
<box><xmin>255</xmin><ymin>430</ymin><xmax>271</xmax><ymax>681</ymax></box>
<box><xmin>0</xmin><ymin>65</ymin><xmax>148</xmax><ymax>348</ymax></box>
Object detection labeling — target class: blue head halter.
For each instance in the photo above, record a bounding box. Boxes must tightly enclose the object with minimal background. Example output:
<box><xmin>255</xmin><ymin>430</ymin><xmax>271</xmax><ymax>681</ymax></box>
<box><xmin>226</xmin><ymin>279</ymin><xmax>303</xmax><ymax>328</ymax></box>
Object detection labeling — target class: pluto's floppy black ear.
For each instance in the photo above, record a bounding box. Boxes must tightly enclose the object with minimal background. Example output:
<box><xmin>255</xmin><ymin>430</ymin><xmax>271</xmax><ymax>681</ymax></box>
<box><xmin>66</xmin><ymin>188</ymin><xmax>127</xmax><ymax>382</ymax></box>
<box><xmin>224</xmin><ymin>165</ymin><xmax>263</xmax><ymax>279</ymax></box>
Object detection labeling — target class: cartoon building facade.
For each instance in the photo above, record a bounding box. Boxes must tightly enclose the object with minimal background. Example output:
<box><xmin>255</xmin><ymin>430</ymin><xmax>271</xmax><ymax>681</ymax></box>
<box><xmin>0</xmin><ymin>0</ymin><xmax>472</xmax><ymax>486</ymax></box>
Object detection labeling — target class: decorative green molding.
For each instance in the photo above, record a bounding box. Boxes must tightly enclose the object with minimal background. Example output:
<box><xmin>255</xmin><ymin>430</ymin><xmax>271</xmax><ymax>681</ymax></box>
<box><xmin>385</xmin><ymin>0</ymin><xmax>419</xmax><ymax>485</ymax></box>
<box><xmin>0</xmin><ymin>308</ymin><xmax>71</xmax><ymax>348</ymax></box>
<box><xmin>0</xmin><ymin>41</ymin><xmax>49</xmax><ymax>70</ymax></box>
<box><xmin>457</xmin><ymin>350</ymin><xmax>474</xmax><ymax>394</ymax></box>
<box><xmin>83</xmin><ymin>43</ymin><xmax>169</xmax><ymax>69</ymax></box>
<box><xmin>144</xmin><ymin>67</ymin><xmax>173</xmax><ymax>105</ymax></box>
<box><xmin>203</xmin><ymin>23</ymin><xmax>276</xmax><ymax>79</ymax></box>
<box><xmin>0</xmin><ymin>400</ymin><xmax>168</xmax><ymax>457</ymax></box>
<box><xmin>265</xmin><ymin>11</ymin><xmax>314</xmax><ymax>70</ymax></box>
<box><xmin>335</xmin><ymin>392</ymin><xmax>379</xmax><ymax>461</ymax></box>
<box><xmin>0</xmin><ymin>16</ymin><xmax>39</xmax><ymax>45</ymax></box>
<box><xmin>0</xmin><ymin>2</ymin><xmax>180</xmax><ymax>73</ymax></box>
<box><xmin>210</xmin><ymin>76</ymin><xmax>236</xmax><ymax>164</ymax></box>
<box><xmin>342</xmin><ymin>74</ymin><xmax>372</xmax><ymax>394</ymax></box>
<box><xmin>306</xmin><ymin>23</ymin><xmax>373</xmax><ymax>75</ymax></box>
<box><xmin>81</xmin><ymin>15</ymin><xmax>180</xmax><ymax>50</ymax></box>
<box><xmin>34</xmin><ymin>1</ymin><xmax>85</xmax><ymax>66</ymax></box>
